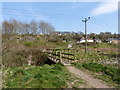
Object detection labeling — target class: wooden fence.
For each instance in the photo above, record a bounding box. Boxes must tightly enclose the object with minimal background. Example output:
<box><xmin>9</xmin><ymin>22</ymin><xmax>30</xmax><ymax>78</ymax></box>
<box><xmin>46</xmin><ymin>49</ymin><xmax>76</xmax><ymax>63</ymax></box>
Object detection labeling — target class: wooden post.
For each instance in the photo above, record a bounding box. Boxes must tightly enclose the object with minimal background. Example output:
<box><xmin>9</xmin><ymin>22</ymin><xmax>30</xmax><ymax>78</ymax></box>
<box><xmin>74</xmin><ymin>49</ymin><xmax>76</xmax><ymax>61</ymax></box>
<box><xmin>63</xmin><ymin>49</ymin><xmax>64</xmax><ymax>62</ymax></box>
<box><xmin>68</xmin><ymin>49</ymin><xmax>70</xmax><ymax>63</ymax></box>
<box><xmin>60</xmin><ymin>49</ymin><xmax>62</xmax><ymax>63</ymax></box>
<box><xmin>55</xmin><ymin>50</ymin><xmax>57</xmax><ymax>62</ymax></box>
<box><xmin>53</xmin><ymin>49</ymin><xmax>55</xmax><ymax>61</ymax></box>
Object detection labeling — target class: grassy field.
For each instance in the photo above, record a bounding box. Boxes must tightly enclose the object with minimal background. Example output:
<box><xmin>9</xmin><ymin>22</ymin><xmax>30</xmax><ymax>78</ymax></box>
<box><xmin>21</xmin><ymin>40</ymin><xmax>71</xmax><ymax>49</ymax></box>
<box><xmin>3</xmin><ymin>64</ymin><xmax>85</xmax><ymax>88</ymax></box>
<box><xmin>75</xmin><ymin>49</ymin><xmax>118</xmax><ymax>65</ymax></box>
<box><xmin>3</xmin><ymin>37</ymin><xmax>119</xmax><ymax>88</ymax></box>
<box><xmin>73</xmin><ymin>62</ymin><xmax>120</xmax><ymax>87</ymax></box>
<box><xmin>45</xmin><ymin>41</ymin><xmax>119</xmax><ymax>87</ymax></box>
<box><xmin>72</xmin><ymin>42</ymin><xmax>119</xmax><ymax>87</ymax></box>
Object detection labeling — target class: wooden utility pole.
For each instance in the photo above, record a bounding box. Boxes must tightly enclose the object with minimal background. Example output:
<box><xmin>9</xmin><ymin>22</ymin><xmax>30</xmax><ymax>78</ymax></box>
<box><xmin>82</xmin><ymin>17</ymin><xmax>90</xmax><ymax>54</ymax></box>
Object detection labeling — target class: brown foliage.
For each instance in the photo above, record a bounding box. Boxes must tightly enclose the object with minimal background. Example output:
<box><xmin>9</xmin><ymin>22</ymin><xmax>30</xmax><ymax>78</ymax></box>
<box><xmin>2</xmin><ymin>40</ymin><xmax>48</xmax><ymax>67</ymax></box>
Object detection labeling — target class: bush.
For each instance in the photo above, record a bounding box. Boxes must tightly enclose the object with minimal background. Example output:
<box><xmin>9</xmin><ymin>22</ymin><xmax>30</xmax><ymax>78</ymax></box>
<box><xmin>3</xmin><ymin>50</ymin><xmax>28</xmax><ymax>67</ymax></box>
<box><xmin>23</xmin><ymin>41</ymin><xmax>34</xmax><ymax>47</ymax></box>
<box><xmin>82</xmin><ymin>63</ymin><xmax>103</xmax><ymax>72</ymax></box>
<box><xmin>31</xmin><ymin>49</ymin><xmax>48</xmax><ymax>65</ymax></box>
<box><xmin>52</xmin><ymin>64</ymin><xmax>63</xmax><ymax>71</ymax></box>
<box><xmin>3</xmin><ymin>49</ymin><xmax>48</xmax><ymax>67</ymax></box>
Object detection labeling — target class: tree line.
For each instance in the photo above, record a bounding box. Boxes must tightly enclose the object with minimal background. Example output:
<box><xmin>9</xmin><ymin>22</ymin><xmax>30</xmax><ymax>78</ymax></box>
<box><xmin>2</xmin><ymin>19</ymin><xmax>55</xmax><ymax>35</ymax></box>
<box><xmin>2</xmin><ymin>19</ymin><xmax>119</xmax><ymax>42</ymax></box>
<box><xmin>88</xmin><ymin>32</ymin><xmax>119</xmax><ymax>41</ymax></box>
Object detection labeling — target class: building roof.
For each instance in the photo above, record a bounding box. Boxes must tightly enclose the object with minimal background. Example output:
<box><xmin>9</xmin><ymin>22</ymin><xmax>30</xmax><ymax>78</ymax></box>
<box><xmin>106</xmin><ymin>38</ymin><xmax>120</xmax><ymax>41</ymax></box>
<box><xmin>56</xmin><ymin>31</ymin><xmax>70</xmax><ymax>34</ymax></box>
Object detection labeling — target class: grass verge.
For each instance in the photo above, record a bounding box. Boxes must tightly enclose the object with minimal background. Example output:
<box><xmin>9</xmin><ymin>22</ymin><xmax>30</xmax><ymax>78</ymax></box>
<box><xmin>73</xmin><ymin>62</ymin><xmax>120</xmax><ymax>87</ymax></box>
<box><xmin>3</xmin><ymin>64</ymin><xmax>85</xmax><ymax>88</ymax></box>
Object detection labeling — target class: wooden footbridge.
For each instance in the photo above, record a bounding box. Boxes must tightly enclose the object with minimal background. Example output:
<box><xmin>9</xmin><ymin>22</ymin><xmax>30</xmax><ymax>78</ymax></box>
<box><xmin>46</xmin><ymin>49</ymin><xmax>77</xmax><ymax>65</ymax></box>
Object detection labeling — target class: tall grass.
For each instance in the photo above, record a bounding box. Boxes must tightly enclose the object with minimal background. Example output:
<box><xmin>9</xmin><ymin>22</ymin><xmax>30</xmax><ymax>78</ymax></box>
<box><xmin>73</xmin><ymin>62</ymin><xmax>120</xmax><ymax>86</ymax></box>
<box><xmin>3</xmin><ymin>64</ymin><xmax>85</xmax><ymax>88</ymax></box>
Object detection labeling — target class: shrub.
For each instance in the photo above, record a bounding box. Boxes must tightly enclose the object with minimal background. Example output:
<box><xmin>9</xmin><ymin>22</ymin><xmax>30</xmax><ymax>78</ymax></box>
<box><xmin>52</xmin><ymin>64</ymin><xmax>63</xmax><ymax>71</ymax></box>
<box><xmin>82</xmin><ymin>63</ymin><xmax>103</xmax><ymax>72</ymax></box>
<box><xmin>3</xmin><ymin>49</ymin><xmax>48</xmax><ymax>67</ymax></box>
<box><xmin>31</xmin><ymin>49</ymin><xmax>48</xmax><ymax>66</ymax></box>
<box><xmin>23</xmin><ymin>41</ymin><xmax>34</xmax><ymax>47</ymax></box>
<box><xmin>3</xmin><ymin>49</ymin><xmax>28</xmax><ymax>67</ymax></box>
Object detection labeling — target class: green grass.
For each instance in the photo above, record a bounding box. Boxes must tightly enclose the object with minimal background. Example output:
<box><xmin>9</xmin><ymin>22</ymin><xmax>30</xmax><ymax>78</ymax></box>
<box><xmin>74</xmin><ymin>42</ymin><xmax>118</xmax><ymax>50</ymax></box>
<box><xmin>48</xmin><ymin>42</ymin><xmax>71</xmax><ymax>49</ymax></box>
<box><xmin>73</xmin><ymin>43</ymin><xmax>119</xmax><ymax>87</ymax></box>
<box><xmin>73</xmin><ymin>62</ymin><xmax>120</xmax><ymax>87</ymax></box>
<box><xmin>20</xmin><ymin>40</ymin><xmax>71</xmax><ymax>49</ymax></box>
<box><xmin>3</xmin><ymin>64</ymin><xmax>85</xmax><ymax>88</ymax></box>
<box><xmin>88</xmin><ymin>43</ymin><xmax>118</xmax><ymax>49</ymax></box>
<box><xmin>75</xmin><ymin>48</ymin><xmax>118</xmax><ymax>66</ymax></box>
<box><xmin>22</xmin><ymin>41</ymin><xmax>34</xmax><ymax>47</ymax></box>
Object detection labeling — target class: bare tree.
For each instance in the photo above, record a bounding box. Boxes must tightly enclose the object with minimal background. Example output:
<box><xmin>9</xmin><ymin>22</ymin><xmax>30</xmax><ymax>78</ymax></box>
<box><xmin>39</xmin><ymin>21</ymin><xmax>47</xmax><ymax>35</ymax></box>
<box><xmin>11</xmin><ymin>19</ymin><xmax>18</xmax><ymax>34</ymax></box>
<box><xmin>24</xmin><ymin>24</ymin><xmax>30</xmax><ymax>41</ymax></box>
<box><xmin>2</xmin><ymin>20</ymin><xmax>14</xmax><ymax>34</ymax></box>
<box><xmin>46</xmin><ymin>23</ymin><xmax>55</xmax><ymax>35</ymax></box>
<box><xmin>39</xmin><ymin>21</ymin><xmax>55</xmax><ymax>35</ymax></box>
<box><xmin>30</xmin><ymin>20</ymin><xmax>38</xmax><ymax>35</ymax></box>
<box><xmin>2</xmin><ymin>19</ymin><xmax>55</xmax><ymax>35</ymax></box>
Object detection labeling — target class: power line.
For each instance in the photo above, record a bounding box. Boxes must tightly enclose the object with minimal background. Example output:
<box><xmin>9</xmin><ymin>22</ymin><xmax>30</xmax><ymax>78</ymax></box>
<box><xmin>2</xmin><ymin>12</ymin><xmax>116</xmax><ymax>33</ymax></box>
<box><xmin>2</xmin><ymin>8</ymin><xmax>117</xmax><ymax>34</ymax></box>
<box><xmin>2</xmin><ymin>11</ymin><xmax>81</xmax><ymax>21</ymax></box>
<box><xmin>1</xmin><ymin>13</ymin><xmax>83</xmax><ymax>32</ymax></box>
<box><xmin>2</xmin><ymin>12</ymin><xmax>116</xmax><ymax>34</ymax></box>
<box><xmin>2</xmin><ymin>8</ymin><xmax>81</xmax><ymax>19</ymax></box>
<box><xmin>2</xmin><ymin>9</ymin><xmax>115</xmax><ymax>31</ymax></box>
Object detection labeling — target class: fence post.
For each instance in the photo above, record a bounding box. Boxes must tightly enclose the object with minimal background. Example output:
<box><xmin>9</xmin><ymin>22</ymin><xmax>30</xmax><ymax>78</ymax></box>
<box><xmin>74</xmin><ymin>49</ymin><xmax>76</xmax><ymax>61</ymax></box>
<box><xmin>60</xmin><ymin>49</ymin><xmax>62</xmax><ymax>63</ymax></box>
<box><xmin>68</xmin><ymin>49</ymin><xmax>70</xmax><ymax>63</ymax></box>
<box><xmin>55</xmin><ymin>49</ymin><xmax>57</xmax><ymax>62</ymax></box>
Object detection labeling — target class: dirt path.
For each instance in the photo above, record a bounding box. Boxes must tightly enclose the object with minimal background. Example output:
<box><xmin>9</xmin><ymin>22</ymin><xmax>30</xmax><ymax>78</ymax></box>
<box><xmin>65</xmin><ymin>65</ymin><xmax>113</xmax><ymax>88</ymax></box>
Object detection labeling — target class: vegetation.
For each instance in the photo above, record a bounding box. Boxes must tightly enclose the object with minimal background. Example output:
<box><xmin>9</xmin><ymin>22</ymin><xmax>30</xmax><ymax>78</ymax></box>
<box><xmin>73</xmin><ymin>62</ymin><xmax>120</xmax><ymax>87</ymax></box>
<box><xmin>2</xmin><ymin>39</ymin><xmax>48</xmax><ymax>67</ymax></box>
<box><xmin>71</xmin><ymin>41</ymin><xmax>120</xmax><ymax>87</ymax></box>
<box><xmin>2</xmin><ymin>19</ymin><xmax>119</xmax><ymax>43</ymax></box>
<box><xmin>73</xmin><ymin>41</ymin><xmax>118</xmax><ymax>64</ymax></box>
<box><xmin>73</xmin><ymin>44</ymin><xmax>119</xmax><ymax>87</ymax></box>
<box><xmin>2</xmin><ymin>20</ymin><xmax>55</xmax><ymax>36</ymax></box>
<box><xmin>2</xmin><ymin>18</ymin><xmax>119</xmax><ymax>88</ymax></box>
<box><xmin>3</xmin><ymin>64</ymin><xmax>85</xmax><ymax>88</ymax></box>
<box><xmin>88</xmin><ymin>42</ymin><xmax>118</xmax><ymax>48</ymax></box>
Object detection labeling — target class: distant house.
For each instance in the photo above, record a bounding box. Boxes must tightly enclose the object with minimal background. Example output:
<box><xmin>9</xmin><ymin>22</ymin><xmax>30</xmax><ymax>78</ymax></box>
<box><xmin>106</xmin><ymin>38</ymin><xmax>120</xmax><ymax>44</ymax></box>
<box><xmin>78</xmin><ymin>37</ymin><xmax>102</xmax><ymax>43</ymax></box>
<box><xmin>56</xmin><ymin>31</ymin><xmax>70</xmax><ymax>35</ymax></box>
<box><xmin>95</xmin><ymin>39</ymin><xmax>102</xmax><ymax>43</ymax></box>
<box><xmin>79</xmin><ymin>37</ymin><xmax>94</xmax><ymax>43</ymax></box>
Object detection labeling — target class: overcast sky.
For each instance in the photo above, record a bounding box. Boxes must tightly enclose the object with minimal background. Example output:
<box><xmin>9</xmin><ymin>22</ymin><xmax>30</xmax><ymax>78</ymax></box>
<box><xmin>2</xmin><ymin>1</ymin><xmax>118</xmax><ymax>34</ymax></box>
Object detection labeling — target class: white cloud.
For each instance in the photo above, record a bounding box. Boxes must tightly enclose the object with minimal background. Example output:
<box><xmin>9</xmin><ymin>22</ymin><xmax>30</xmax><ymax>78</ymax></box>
<box><xmin>91</xmin><ymin>2</ymin><xmax>118</xmax><ymax>16</ymax></box>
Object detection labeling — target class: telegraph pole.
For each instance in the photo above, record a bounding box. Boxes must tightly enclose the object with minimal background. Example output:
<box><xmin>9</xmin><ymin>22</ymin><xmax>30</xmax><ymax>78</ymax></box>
<box><xmin>82</xmin><ymin>17</ymin><xmax>90</xmax><ymax>54</ymax></box>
